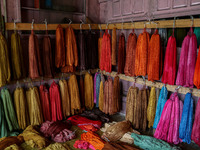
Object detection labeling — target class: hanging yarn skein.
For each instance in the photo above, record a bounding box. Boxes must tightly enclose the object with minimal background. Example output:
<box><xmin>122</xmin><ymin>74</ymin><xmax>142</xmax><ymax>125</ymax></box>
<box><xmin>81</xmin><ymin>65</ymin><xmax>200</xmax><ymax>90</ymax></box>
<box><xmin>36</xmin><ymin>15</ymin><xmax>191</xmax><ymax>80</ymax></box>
<box><xmin>112</xmin><ymin>27</ymin><xmax>117</xmax><ymax>66</ymax></box>
<box><xmin>14</xmin><ymin>87</ymin><xmax>30</xmax><ymax>129</ymax></box>
<box><xmin>68</xmin><ymin>74</ymin><xmax>81</xmax><ymax>115</ymax></box>
<box><xmin>85</xmin><ymin>72</ymin><xmax>94</xmax><ymax>110</ymax></box>
<box><xmin>111</xmin><ymin>76</ymin><xmax>120</xmax><ymax>114</ymax></box>
<box><xmin>135</xmin><ymin>29</ymin><xmax>150</xmax><ymax>76</ymax></box>
<box><xmin>0</xmin><ymin>99</ymin><xmax>9</xmax><ymax>138</ymax></box>
<box><xmin>59</xmin><ymin>80</ymin><xmax>71</xmax><ymax>118</ymax></box>
<box><xmin>179</xmin><ymin>93</ymin><xmax>193</xmax><ymax>144</ymax></box>
<box><xmin>148</xmin><ymin>29</ymin><xmax>161</xmax><ymax>81</ymax></box>
<box><xmin>0</xmin><ymin>33</ymin><xmax>11</xmax><ymax>87</ymax></box>
<box><xmin>29</xmin><ymin>30</ymin><xmax>43</xmax><ymax>79</ymax></box>
<box><xmin>49</xmin><ymin>81</ymin><xmax>63</xmax><ymax>121</ymax></box>
<box><xmin>126</xmin><ymin>86</ymin><xmax>138</xmax><ymax>127</ymax></box>
<box><xmin>79</xmin><ymin>75</ymin><xmax>85</xmax><ymax>109</ymax></box>
<box><xmin>99</xmin><ymin>74</ymin><xmax>105</xmax><ymax>111</ymax></box>
<box><xmin>191</xmin><ymin>98</ymin><xmax>200</xmax><ymax>146</ymax></box>
<box><xmin>95</xmin><ymin>73</ymin><xmax>101</xmax><ymax>107</ymax></box>
<box><xmin>162</xmin><ymin>36</ymin><xmax>177</xmax><ymax>85</ymax></box>
<box><xmin>62</xmin><ymin>25</ymin><xmax>78</xmax><ymax>73</ymax></box>
<box><xmin>176</xmin><ymin>28</ymin><xmax>197</xmax><ymax>87</ymax></box>
<box><xmin>194</xmin><ymin>46</ymin><xmax>200</xmax><ymax>89</ymax></box>
<box><xmin>43</xmin><ymin>30</ymin><xmax>53</xmax><ymax>77</ymax></box>
<box><xmin>147</xmin><ymin>87</ymin><xmax>156</xmax><ymax>128</ymax></box>
<box><xmin>39</xmin><ymin>85</ymin><xmax>51</xmax><ymax>121</ymax></box>
<box><xmin>1</xmin><ymin>89</ymin><xmax>19</xmax><ymax>131</ymax></box>
<box><xmin>11</xmin><ymin>32</ymin><xmax>25</xmax><ymax>79</ymax></box>
<box><xmin>55</xmin><ymin>25</ymin><xmax>65</xmax><ymax>68</ymax></box>
<box><xmin>124</xmin><ymin>30</ymin><xmax>137</xmax><ymax>76</ymax></box>
<box><xmin>78</xmin><ymin>31</ymin><xmax>86</xmax><ymax>70</ymax></box>
<box><xmin>118</xmin><ymin>33</ymin><xmax>126</xmax><ymax>74</ymax></box>
<box><xmin>26</xmin><ymin>87</ymin><xmax>43</xmax><ymax>125</ymax></box>
<box><xmin>100</xmin><ymin>30</ymin><xmax>112</xmax><ymax>72</ymax></box>
<box><xmin>98</xmin><ymin>31</ymin><xmax>103</xmax><ymax>68</ymax></box>
<box><xmin>153</xmin><ymin>86</ymin><xmax>168</xmax><ymax>129</ymax></box>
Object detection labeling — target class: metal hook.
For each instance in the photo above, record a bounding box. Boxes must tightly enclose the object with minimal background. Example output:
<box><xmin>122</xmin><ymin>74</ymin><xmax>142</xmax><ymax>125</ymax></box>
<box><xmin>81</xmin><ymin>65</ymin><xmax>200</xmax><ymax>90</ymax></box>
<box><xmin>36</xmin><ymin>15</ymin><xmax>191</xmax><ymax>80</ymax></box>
<box><xmin>88</xmin><ymin>24</ymin><xmax>91</xmax><ymax>31</ymax></box>
<box><xmin>44</xmin><ymin>19</ymin><xmax>48</xmax><ymax>30</ymax></box>
<box><xmin>189</xmin><ymin>88</ymin><xmax>193</xmax><ymax>93</ymax></box>
<box><xmin>190</xmin><ymin>16</ymin><xmax>194</xmax><ymax>27</ymax></box>
<box><xmin>106</xmin><ymin>22</ymin><xmax>109</xmax><ymax>29</ymax></box>
<box><xmin>175</xmin><ymin>85</ymin><xmax>181</xmax><ymax>92</ymax></box>
<box><xmin>14</xmin><ymin>20</ymin><xmax>17</xmax><ymax>31</ymax></box>
<box><xmin>151</xmin><ymin>21</ymin><xmax>158</xmax><ymax>29</ymax></box>
<box><xmin>31</xmin><ymin>19</ymin><xmax>34</xmax><ymax>30</ymax></box>
<box><xmin>69</xmin><ymin>19</ymin><xmax>72</xmax><ymax>25</ymax></box>
<box><xmin>173</xmin><ymin>17</ymin><xmax>176</xmax><ymax>29</ymax></box>
<box><xmin>122</xmin><ymin>18</ymin><xmax>124</xmax><ymax>32</ymax></box>
<box><xmin>80</xmin><ymin>20</ymin><xmax>84</xmax><ymax>32</ymax></box>
<box><xmin>99</xmin><ymin>24</ymin><xmax>102</xmax><ymax>32</ymax></box>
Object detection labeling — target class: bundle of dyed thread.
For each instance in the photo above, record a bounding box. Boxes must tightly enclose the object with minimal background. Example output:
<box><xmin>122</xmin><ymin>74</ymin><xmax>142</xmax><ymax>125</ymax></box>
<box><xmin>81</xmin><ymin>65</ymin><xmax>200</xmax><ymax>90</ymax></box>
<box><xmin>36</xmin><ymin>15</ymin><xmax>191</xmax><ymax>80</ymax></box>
<box><xmin>62</xmin><ymin>25</ymin><xmax>78</xmax><ymax>73</ymax></box>
<box><xmin>14</xmin><ymin>87</ymin><xmax>30</xmax><ymax>129</ymax></box>
<box><xmin>103</xmin><ymin>77</ymin><xmax>113</xmax><ymax>114</ymax></box>
<box><xmin>126</xmin><ymin>86</ymin><xmax>137</xmax><ymax>126</ymax></box>
<box><xmin>118</xmin><ymin>33</ymin><xmax>126</xmax><ymax>74</ymax></box>
<box><xmin>102</xmin><ymin>120</ymin><xmax>132</xmax><ymax>142</ymax></box>
<box><xmin>55</xmin><ymin>25</ymin><xmax>65</xmax><ymax>68</ymax></box>
<box><xmin>100</xmin><ymin>30</ymin><xmax>112</xmax><ymax>72</ymax></box>
<box><xmin>40</xmin><ymin>120</ymin><xmax>75</xmax><ymax>143</ymax></box>
<box><xmin>154</xmin><ymin>93</ymin><xmax>183</xmax><ymax>144</ymax></box>
<box><xmin>148</xmin><ymin>29</ymin><xmax>162</xmax><ymax>81</ymax></box>
<box><xmin>124</xmin><ymin>30</ymin><xmax>137</xmax><ymax>76</ymax></box>
<box><xmin>193</xmin><ymin>46</ymin><xmax>200</xmax><ymax>89</ymax></box>
<box><xmin>94</xmin><ymin>72</ymin><xmax>101</xmax><ymax>107</ymax></box>
<box><xmin>84</xmin><ymin>72</ymin><xmax>94</xmax><ymax>110</ymax></box>
<box><xmin>21</xmin><ymin>125</ymin><xmax>49</xmax><ymax>149</ymax></box>
<box><xmin>99</xmin><ymin>74</ymin><xmax>105</xmax><ymax>111</ymax></box>
<box><xmin>98</xmin><ymin>31</ymin><xmax>103</xmax><ymax>68</ymax></box>
<box><xmin>68</xmin><ymin>74</ymin><xmax>81</xmax><ymax>115</ymax></box>
<box><xmin>111</xmin><ymin>76</ymin><xmax>120</xmax><ymax>114</ymax></box>
<box><xmin>135</xmin><ymin>29</ymin><xmax>150</xmax><ymax>76</ymax></box>
<box><xmin>179</xmin><ymin>93</ymin><xmax>193</xmax><ymax>144</ymax></box>
<box><xmin>1</xmin><ymin>89</ymin><xmax>19</xmax><ymax>131</ymax></box>
<box><xmin>59</xmin><ymin>80</ymin><xmax>71</xmax><ymax>118</ymax></box>
<box><xmin>162</xmin><ymin>35</ymin><xmax>177</xmax><ymax>85</ymax></box>
<box><xmin>147</xmin><ymin>87</ymin><xmax>157</xmax><ymax>128</ymax></box>
<box><xmin>0</xmin><ymin>32</ymin><xmax>11</xmax><ymax>87</ymax></box>
<box><xmin>11</xmin><ymin>32</ymin><xmax>25</xmax><ymax>79</ymax></box>
<box><xmin>29</xmin><ymin>30</ymin><xmax>43</xmax><ymax>79</ymax></box>
<box><xmin>67</xmin><ymin>115</ymin><xmax>102</xmax><ymax>132</ymax></box>
<box><xmin>49</xmin><ymin>81</ymin><xmax>63</xmax><ymax>121</ymax></box>
<box><xmin>39</xmin><ymin>84</ymin><xmax>51</xmax><ymax>121</ymax></box>
<box><xmin>153</xmin><ymin>86</ymin><xmax>168</xmax><ymax>129</ymax></box>
<box><xmin>103</xmin><ymin>141</ymin><xmax>139</xmax><ymax>150</ymax></box>
<box><xmin>74</xmin><ymin>140</ymin><xmax>95</xmax><ymax>150</ymax></box>
<box><xmin>176</xmin><ymin>28</ymin><xmax>197</xmax><ymax>87</ymax></box>
<box><xmin>0</xmin><ymin>136</ymin><xmax>24</xmax><ymax>150</ymax></box>
<box><xmin>78</xmin><ymin>30</ymin><xmax>86</xmax><ymax>70</ymax></box>
<box><xmin>79</xmin><ymin>75</ymin><xmax>85</xmax><ymax>109</ymax></box>
<box><xmin>26</xmin><ymin>87</ymin><xmax>43</xmax><ymax>125</ymax></box>
<box><xmin>192</xmin><ymin>98</ymin><xmax>200</xmax><ymax>146</ymax></box>
<box><xmin>112</xmin><ymin>27</ymin><xmax>117</xmax><ymax>66</ymax></box>
<box><xmin>42</xmin><ymin>30</ymin><xmax>53</xmax><ymax>77</ymax></box>
<box><xmin>81</xmin><ymin>131</ymin><xmax>105</xmax><ymax>150</ymax></box>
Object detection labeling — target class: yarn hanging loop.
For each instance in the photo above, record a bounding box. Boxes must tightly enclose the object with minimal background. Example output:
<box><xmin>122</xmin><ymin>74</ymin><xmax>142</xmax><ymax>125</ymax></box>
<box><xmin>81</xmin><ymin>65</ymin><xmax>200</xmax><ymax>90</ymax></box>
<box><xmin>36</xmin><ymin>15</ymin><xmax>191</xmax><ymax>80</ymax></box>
<box><xmin>31</xmin><ymin>19</ymin><xmax>34</xmax><ymax>30</ymax></box>
<box><xmin>190</xmin><ymin>16</ymin><xmax>194</xmax><ymax>27</ymax></box>
<box><xmin>131</xmin><ymin>18</ymin><xmax>135</xmax><ymax>32</ymax></box>
<box><xmin>172</xmin><ymin>17</ymin><xmax>176</xmax><ymax>37</ymax></box>
<box><xmin>121</xmin><ymin>18</ymin><xmax>124</xmax><ymax>33</ymax></box>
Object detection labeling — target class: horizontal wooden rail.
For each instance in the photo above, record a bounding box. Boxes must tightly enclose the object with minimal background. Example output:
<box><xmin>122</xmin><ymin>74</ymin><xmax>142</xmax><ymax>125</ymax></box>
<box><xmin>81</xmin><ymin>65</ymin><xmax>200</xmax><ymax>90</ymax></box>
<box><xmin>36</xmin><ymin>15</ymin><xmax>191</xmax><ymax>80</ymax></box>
<box><xmin>101</xmin><ymin>70</ymin><xmax>200</xmax><ymax>97</ymax></box>
<box><xmin>5</xmin><ymin>18</ymin><xmax>200</xmax><ymax>30</ymax></box>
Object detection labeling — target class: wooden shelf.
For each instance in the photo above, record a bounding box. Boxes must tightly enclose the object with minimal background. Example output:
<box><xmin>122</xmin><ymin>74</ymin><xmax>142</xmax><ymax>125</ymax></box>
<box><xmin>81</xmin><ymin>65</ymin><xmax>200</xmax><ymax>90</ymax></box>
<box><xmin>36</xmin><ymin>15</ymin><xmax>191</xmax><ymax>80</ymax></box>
<box><xmin>5</xmin><ymin>18</ymin><xmax>200</xmax><ymax>31</ymax></box>
<box><xmin>21</xmin><ymin>7</ymin><xmax>84</xmax><ymax>15</ymax></box>
<box><xmin>100</xmin><ymin>70</ymin><xmax>200</xmax><ymax>97</ymax></box>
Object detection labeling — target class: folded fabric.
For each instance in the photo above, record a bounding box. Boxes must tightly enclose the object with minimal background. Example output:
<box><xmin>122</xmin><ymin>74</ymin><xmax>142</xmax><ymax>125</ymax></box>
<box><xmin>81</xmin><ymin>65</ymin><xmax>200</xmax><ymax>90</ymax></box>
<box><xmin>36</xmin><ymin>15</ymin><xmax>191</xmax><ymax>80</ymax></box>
<box><xmin>132</xmin><ymin>133</ymin><xmax>180</xmax><ymax>150</ymax></box>
<box><xmin>67</xmin><ymin>115</ymin><xmax>102</xmax><ymax>132</ymax></box>
<box><xmin>81</xmin><ymin>131</ymin><xmax>105</xmax><ymax>150</ymax></box>
<box><xmin>103</xmin><ymin>141</ymin><xmax>139</xmax><ymax>150</ymax></box>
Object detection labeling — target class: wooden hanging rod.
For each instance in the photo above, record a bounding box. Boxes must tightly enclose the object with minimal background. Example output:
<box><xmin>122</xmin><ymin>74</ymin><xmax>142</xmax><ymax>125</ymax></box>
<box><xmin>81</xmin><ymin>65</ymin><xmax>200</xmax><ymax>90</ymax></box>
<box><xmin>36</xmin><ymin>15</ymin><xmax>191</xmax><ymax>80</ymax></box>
<box><xmin>101</xmin><ymin>71</ymin><xmax>200</xmax><ymax>97</ymax></box>
<box><xmin>5</xmin><ymin>18</ymin><xmax>200</xmax><ymax>31</ymax></box>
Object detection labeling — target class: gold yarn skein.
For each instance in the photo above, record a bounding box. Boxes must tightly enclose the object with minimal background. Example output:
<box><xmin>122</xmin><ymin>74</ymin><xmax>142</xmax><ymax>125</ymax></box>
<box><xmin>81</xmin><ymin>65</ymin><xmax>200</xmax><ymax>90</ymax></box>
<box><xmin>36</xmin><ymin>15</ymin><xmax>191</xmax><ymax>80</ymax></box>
<box><xmin>99</xmin><ymin>81</ymin><xmax>104</xmax><ymax>111</ymax></box>
<box><xmin>84</xmin><ymin>72</ymin><xmax>94</xmax><ymax>110</ymax></box>
<box><xmin>59</xmin><ymin>80</ymin><xmax>71</xmax><ymax>118</ymax></box>
<box><xmin>147</xmin><ymin>87</ymin><xmax>156</xmax><ymax>128</ymax></box>
<box><xmin>26</xmin><ymin>87</ymin><xmax>43</xmax><ymax>125</ymax></box>
<box><xmin>14</xmin><ymin>87</ymin><xmax>30</xmax><ymax>129</ymax></box>
<box><xmin>68</xmin><ymin>74</ymin><xmax>81</xmax><ymax>115</ymax></box>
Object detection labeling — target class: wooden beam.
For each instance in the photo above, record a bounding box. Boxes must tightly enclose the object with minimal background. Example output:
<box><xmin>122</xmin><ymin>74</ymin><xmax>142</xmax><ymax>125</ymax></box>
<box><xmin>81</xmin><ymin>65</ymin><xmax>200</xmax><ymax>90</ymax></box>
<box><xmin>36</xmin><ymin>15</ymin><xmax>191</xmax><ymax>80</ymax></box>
<box><xmin>101</xmin><ymin>70</ymin><xmax>200</xmax><ymax>97</ymax></box>
<box><xmin>5</xmin><ymin>18</ymin><xmax>200</xmax><ymax>30</ymax></box>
